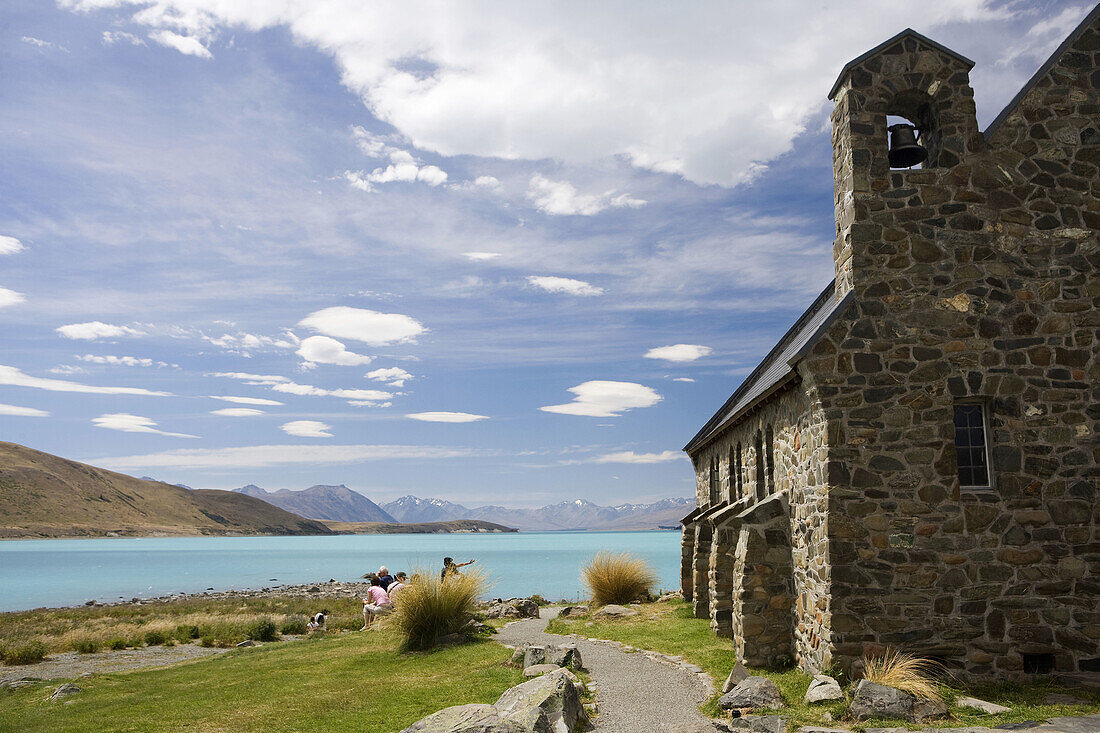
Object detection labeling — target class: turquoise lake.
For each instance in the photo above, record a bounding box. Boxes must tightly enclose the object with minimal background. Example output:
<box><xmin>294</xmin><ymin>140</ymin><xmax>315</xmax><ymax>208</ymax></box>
<box><xmin>0</xmin><ymin>530</ymin><xmax>681</xmax><ymax>612</ymax></box>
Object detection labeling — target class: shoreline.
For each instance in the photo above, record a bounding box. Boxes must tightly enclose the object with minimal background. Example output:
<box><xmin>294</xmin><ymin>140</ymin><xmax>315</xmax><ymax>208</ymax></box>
<box><xmin>0</xmin><ymin>526</ymin><xmax>679</xmax><ymax>542</ymax></box>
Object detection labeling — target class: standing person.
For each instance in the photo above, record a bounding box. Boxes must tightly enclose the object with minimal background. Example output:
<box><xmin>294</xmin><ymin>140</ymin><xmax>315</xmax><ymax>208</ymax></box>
<box><xmin>387</xmin><ymin>572</ymin><xmax>408</xmax><ymax>601</ymax></box>
<box><xmin>440</xmin><ymin>557</ymin><xmax>475</xmax><ymax>580</ymax></box>
<box><xmin>361</xmin><ymin>576</ymin><xmax>392</xmax><ymax>630</ymax></box>
<box><xmin>377</xmin><ymin>566</ymin><xmax>395</xmax><ymax>589</ymax></box>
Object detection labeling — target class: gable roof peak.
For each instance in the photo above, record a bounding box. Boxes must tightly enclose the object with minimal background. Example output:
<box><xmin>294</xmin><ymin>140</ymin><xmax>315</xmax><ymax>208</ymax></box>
<box><xmin>828</xmin><ymin>27</ymin><xmax>976</xmax><ymax>100</ymax></box>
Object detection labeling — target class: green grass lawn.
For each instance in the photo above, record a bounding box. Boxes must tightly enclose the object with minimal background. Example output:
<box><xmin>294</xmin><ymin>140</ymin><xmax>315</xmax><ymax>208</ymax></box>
<box><xmin>0</xmin><ymin>632</ymin><xmax>523</xmax><ymax>732</ymax></box>
<box><xmin>547</xmin><ymin>600</ymin><xmax>1100</xmax><ymax>729</ymax></box>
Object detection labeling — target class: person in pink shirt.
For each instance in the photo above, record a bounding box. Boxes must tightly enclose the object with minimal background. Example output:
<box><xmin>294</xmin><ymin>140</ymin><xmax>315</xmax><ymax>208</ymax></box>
<box><xmin>361</xmin><ymin>576</ymin><xmax>392</xmax><ymax>630</ymax></box>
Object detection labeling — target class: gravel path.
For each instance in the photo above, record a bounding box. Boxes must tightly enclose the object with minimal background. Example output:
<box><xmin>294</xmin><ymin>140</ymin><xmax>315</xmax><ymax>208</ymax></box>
<box><xmin>0</xmin><ymin>643</ymin><xmax>234</xmax><ymax>685</ymax></box>
<box><xmin>496</xmin><ymin>607</ymin><xmax>723</xmax><ymax>733</ymax></box>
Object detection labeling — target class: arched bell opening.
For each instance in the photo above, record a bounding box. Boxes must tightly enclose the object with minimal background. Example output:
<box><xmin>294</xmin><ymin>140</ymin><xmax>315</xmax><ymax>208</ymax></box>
<box><xmin>884</xmin><ymin>89</ymin><xmax>939</xmax><ymax>169</ymax></box>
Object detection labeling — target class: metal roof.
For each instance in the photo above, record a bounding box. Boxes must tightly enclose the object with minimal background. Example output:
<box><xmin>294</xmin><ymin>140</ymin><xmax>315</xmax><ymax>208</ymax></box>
<box><xmin>828</xmin><ymin>28</ymin><xmax>975</xmax><ymax>100</ymax></box>
<box><xmin>984</xmin><ymin>4</ymin><xmax>1100</xmax><ymax>140</ymax></box>
<box><xmin>683</xmin><ymin>281</ymin><xmax>854</xmax><ymax>454</ymax></box>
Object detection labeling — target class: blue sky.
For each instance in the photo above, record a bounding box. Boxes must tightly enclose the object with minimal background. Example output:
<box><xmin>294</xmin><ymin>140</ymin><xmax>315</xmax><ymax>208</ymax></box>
<box><xmin>0</xmin><ymin>0</ymin><xmax>1090</xmax><ymax>506</ymax></box>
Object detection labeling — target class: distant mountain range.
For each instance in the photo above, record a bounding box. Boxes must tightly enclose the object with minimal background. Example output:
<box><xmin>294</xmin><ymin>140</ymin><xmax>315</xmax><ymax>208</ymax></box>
<box><xmin>232</xmin><ymin>488</ymin><xmax>692</xmax><ymax>531</ymax></box>
<box><xmin>0</xmin><ymin>442</ymin><xmax>332</xmax><ymax>539</ymax></box>
<box><xmin>233</xmin><ymin>484</ymin><xmax>397</xmax><ymax>523</ymax></box>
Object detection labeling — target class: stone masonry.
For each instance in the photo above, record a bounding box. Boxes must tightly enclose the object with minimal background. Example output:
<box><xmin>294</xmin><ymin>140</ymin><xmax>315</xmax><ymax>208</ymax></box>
<box><xmin>681</xmin><ymin>10</ymin><xmax>1099</xmax><ymax>681</ymax></box>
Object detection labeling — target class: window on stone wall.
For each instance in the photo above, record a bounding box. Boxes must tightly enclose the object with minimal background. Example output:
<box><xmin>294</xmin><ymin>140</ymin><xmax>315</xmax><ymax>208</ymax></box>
<box><xmin>735</xmin><ymin>442</ymin><xmax>743</xmax><ymax>500</ymax></box>
<box><xmin>709</xmin><ymin>457</ymin><xmax>720</xmax><ymax>505</ymax></box>
<box><xmin>953</xmin><ymin>403</ymin><xmax>992</xmax><ymax>488</ymax></box>
<box><xmin>754</xmin><ymin>430</ymin><xmax>765</xmax><ymax>501</ymax></box>
<box><xmin>765</xmin><ymin>426</ymin><xmax>775</xmax><ymax>493</ymax></box>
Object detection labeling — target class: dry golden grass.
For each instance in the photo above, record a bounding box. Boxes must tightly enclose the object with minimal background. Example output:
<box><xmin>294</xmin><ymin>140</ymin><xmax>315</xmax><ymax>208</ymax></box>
<box><xmin>861</xmin><ymin>648</ymin><xmax>944</xmax><ymax>702</ymax></box>
<box><xmin>582</xmin><ymin>551</ymin><xmax>656</xmax><ymax>607</ymax></box>
<box><xmin>383</xmin><ymin>569</ymin><xmax>486</xmax><ymax>650</ymax></box>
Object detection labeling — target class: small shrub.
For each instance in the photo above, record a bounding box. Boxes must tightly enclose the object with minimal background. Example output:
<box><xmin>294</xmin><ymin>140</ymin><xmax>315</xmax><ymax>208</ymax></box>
<box><xmin>73</xmin><ymin>638</ymin><xmax>100</xmax><ymax>654</ymax></box>
<box><xmin>528</xmin><ymin>594</ymin><xmax>550</xmax><ymax>607</ymax></box>
<box><xmin>144</xmin><ymin>630</ymin><xmax>168</xmax><ymax>646</ymax></box>
<box><xmin>199</xmin><ymin>636</ymin><xmax>216</xmax><ymax>648</ymax></box>
<box><xmin>107</xmin><ymin>638</ymin><xmax>128</xmax><ymax>651</ymax></box>
<box><xmin>861</xmin><ymin>648</ymin><xmax>943</xmax><ymax>703</ymax></box>
<box><xmin>3</xmin><ymin>641</ymin><xmax>48</xmax><ymax>665</ymax></box>
<box><xmin>385</xmin><ymin>569</ymin><xmax>486</xmax><ymax>650</ymax></box>
<box><xmin>247</xmin><ymin>617</ymin><xmax>279</xmax><ymax>642</ymax></box>
<box><xmin>175</xmin><ymin>624</ymin><xmax>200</xmax><ymax>641</ymax></box>
<box><xmin>280</xmin><ymin>615</ymin><xmax>308</xmax><ymax>635</ymax></box>
<box><xmin>582</xmin><ymin>552</ymin><xmax>656</xmax><ymax>607</ymax></box>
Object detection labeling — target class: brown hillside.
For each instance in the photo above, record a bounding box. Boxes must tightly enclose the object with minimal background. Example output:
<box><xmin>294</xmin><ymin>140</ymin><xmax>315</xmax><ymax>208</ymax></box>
<box><xmin>0</xmin><ymin>441</ymin><xmax>332</xmax><ymax>538</ymax></box>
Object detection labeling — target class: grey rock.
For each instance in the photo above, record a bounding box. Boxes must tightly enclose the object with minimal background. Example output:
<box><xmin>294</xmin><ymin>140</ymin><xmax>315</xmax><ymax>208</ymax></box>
<box><xmin>958</xmin><ymin>697</ymin><xmax>1010</xmax><ymax>714</ymax></box>
<box><xmin>863</xmin><ymin>728</ymin><xmax>908</xmax><ymax>733</ymax></box>
<box><xmin>236</xmin><ymin>640</ymin><xmax>254</xmax><ymax>647</ymax></box>
<box><xmin>547</xmin><ymin>644</ymin><xmax>582</xmax><ymax>670</ymax></box>
<box><xmin>483</xmin><ymin>599</ymin><xmax>540</xmax><ymax>620</ymax></box>
<box><xmin>523</xmin><ymin>664</ymin><xmax>561</xmax><ymax>677</ymax></box>
<box><xmin>1040</xmin><ymin>715</ymin><xmax>1100</xmax><ymax>733</ymax></box>
<box><xmin>556</xmin><ymin>605</ymin><xmax>589</xmax><ymax>618</ymax></box>
<box><xmin>798</xmin><ymin>728</ymin><xmax>851</xmax><ymax>733</ymax></box>
<box><xmin>723</xmin><ymin>662</ymin><xmax>750</xmax><ymax>693</ymax></box>
<box><xmin>494</xmin><ymin>668</ymin><xmax>587</xmax><ymax>733</ymax></box>
<box><xmin>592</xmin><ymin>604</ymin><xmax>638</xmax><ymax>619</ymax></box>
<box><xmin>850</xmin><ymin>680</ymin><xmax>947</xmax><ymax>722</ymax></box>
<box><xmin>657</xmin><ymin>592</ymin><xmax>683</xmax><ymax>602</ymax></box>
<box><xmin>50</xmin><ymin>683</ymin><xmax>81</xmax><ymax>701</ymax></box>
<box><xmin>804</xmin><ymin>674</ymin><xmax>844</xmax><ymax>704</ymax></box>
<box><xmin>729</xmin><ymin>715</ymin><xmax>785</xmax><ymax>733</ymax></box>
<box><xmin>1043</xmin><ymin>694</ymin><xmax>1087</xmax><ymax>706</ymax></box>
<box><xmin>398</xmin><ymin>703</ymin><xmax>525</xmax><ymax>732</ymax></box>
<box><xmin>718</xmin><ymin>676</ymin><xmax>784</xmax><ymax>711</ymax></box>
<box><xmin>523</xmin><ymin>645</ymin><xmax>548</xmax><ymax>668</ymax></box>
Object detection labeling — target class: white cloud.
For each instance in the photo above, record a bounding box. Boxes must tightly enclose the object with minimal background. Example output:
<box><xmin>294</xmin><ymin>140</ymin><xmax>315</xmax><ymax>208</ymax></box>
<box><xmin>211</xmin><ymin>407</ymin><xmax>264</xmax><ymax>416</ymax></box>
<box><xmin>102</xmin><ymin>30</ymin><xmax>145</xmax><ymax>45</ymax></box>
<box><xmin>462</xmin><ymin>251</ymin><xmax>502</xmax><ymax>261</ymax></box>
<box><xmin>540</xmin><ymin>380</ymin><xmax>662</xmax><ymax>417</ymax></box>
<box><xmin>296</xmin><ymin>335</ymin><xmax>373</xmax><ymax>367</ymax></box>
<box><xmin>592</xmin><ymin>450</ymin><xmax>682</xmax><ymax>464</ymax></box>
<box><xmin>49</xmin><ymin>365</ymin><xmax>87</xmax><ymax>376</ymax></box>
<box><xmin>76</xmin><ymin>354</ymin><xmax>172</xmax><ymax>368</ymax></box>
<box><xmin>645</xmin><ymin>344</ymin><xmax>713</xmax><ymax>362</ymax></box>
<box><xmin>92</xmin><ymin>443</ymin><xmax>487</xmax><ymax>470</ymax></box>
<box><xmin>202</xmin><ymin>331</ymin><xmax>298</xmax><ymax>355</ymax></box>
<box><xmin>281</xmin><ymin>420</ymin><xmax>333</xmax><ymax>438</ymax></box>
<box><xmin>0</xmin><ymin>364</ymin><xmax>170</xmax><ymax>396</ymax></box>
<box><xmin>0</xmin><ymin>287</ymin><xmax>25</xmax><ymax>308</ymax></box>
<box><xmin>527</xmin><ymin>175</ymin><xmax>645</xmax><ymax>216</ymax></box>
<box><xmin>149</xmin><ymin>30</ymin><xmax>212</xmax><ymax>58</ymax></box>
<box><xmin>406</xmin><ymin>412</ymin><xmax>488</xmax><ymax>423</ymax></box>
<box><xmin>351</xmin><ymin>125</ymin><xmax>402</xmax><ymax>157</ymax></box>
<box><xmin>0</xmin><ymin>236</ymin><xmax>24</xmax><ymax>255</ymax></box>
<box><xmin>21</xmin><ymin>36</ymin><xmax>66</xmax><ymax>51</ymax></box>
<box><xmin>672</xmin><ymin>377</ymin><xmax>696</xmax><ymax>383</ymax></box>
<box><xmin>211</xmin><ymin>372</ymin><xmax>292</xmax><ymax>383</ymax></box>
<box><xmin>210</xmin><ymin>395</ymin><xmax>284</xmax><ymax>406</ymax></box>
<box><xmin>344</xmin><ymin>150</ymin><xmax>449</xmax><ymax>191</ymax></box>
<box><xmin>366</xmin><ymin>366</ymin><xmax>412</xmax><ymax>387</ymax></box>
<box><xmin>58</xmin><ymin>1</ymin><xmax>1009</xmax><ymax>186</ymax></box>
<box><xmin>997</xmin><ymin>4</ymin><xmax>1092</xmax><ymax>66</ymax></box>
<box><xmin>0</xmin><ymin>403</ymin><xmax>50</xmax><ymax>417</ymax></box>
<box><xmin>93</xmin><ymin>413</ymin><xmax>197</xmax><ymax>438</ymax></box>
<box><xmin>526</xmin><ymin>276</ymin><xmax>603</xmax><ymax>297</ymax></box>
<box><xmin>299</xmin><ymin>306</ymin><xmax>425</xmax><ymax>346</ymax></box>
<box><xmin>271</xmin><ymin>381</ymin><xmax>392</xmax><ymax>404</ymax></box>
<box><xmin>56</xmin><ymin>321</ymin><xmax>145</xmax><ymax>340</ymax></box>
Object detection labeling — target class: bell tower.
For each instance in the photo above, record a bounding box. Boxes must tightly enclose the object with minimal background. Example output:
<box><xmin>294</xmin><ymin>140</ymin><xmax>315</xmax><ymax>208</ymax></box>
<box><xmin>827</xmin><ymin>29</ymin><xmax>982</xmax><ymax>300</ymax></box>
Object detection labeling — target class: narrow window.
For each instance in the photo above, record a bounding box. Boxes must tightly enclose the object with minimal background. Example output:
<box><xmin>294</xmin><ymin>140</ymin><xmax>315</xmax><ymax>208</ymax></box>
<box><xmin>735</xmin><ymin>442</ymin><xmax>743</xmax><ymax>500</ymax></box>
<box><xmin>709</xmin><ymin>457</ymin><xmax>719</xmax><ymax>505</ymax></box>
<box><xmin>727</xmin><ymin>446</ymin><xmax>735</xmax><ymax>501</ymax></box>
<box><xmin>953</xmin><ymin>403</ymin><xmax>992</xmax><ymax>488</ymax></box>
<box><xmin>754</xmin><ymin>430</ymin><xmax>765</xmax><ymax>501</ymax></box>
<box><xmin>765</xmin><ymin>426</ymin><xmax>775</xmax><ymax>492</ymax></box>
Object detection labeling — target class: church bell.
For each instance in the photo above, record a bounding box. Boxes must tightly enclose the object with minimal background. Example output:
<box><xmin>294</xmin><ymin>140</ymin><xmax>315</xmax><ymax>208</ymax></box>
<box><xmin>887</xmin><ymin>123</ymin><xmax>928</xmax><ymax>168</ymax></box>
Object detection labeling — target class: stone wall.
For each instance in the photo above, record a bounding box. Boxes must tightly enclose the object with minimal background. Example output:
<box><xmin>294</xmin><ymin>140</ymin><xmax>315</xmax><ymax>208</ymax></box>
<box><xmin>818</xmin><ymin>22</ymin><xmax>1099</xmax><ymax>678</ymax></box>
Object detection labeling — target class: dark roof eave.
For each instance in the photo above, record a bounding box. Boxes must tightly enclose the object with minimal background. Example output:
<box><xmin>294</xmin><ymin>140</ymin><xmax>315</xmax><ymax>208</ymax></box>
<box><xmin>828</xmin><ymin>27</ymin><xmax>975</xmax><ymax>100</ymax></box>
<box><xmin>984</xmin><ymin>4</ymin><xmax>1100</xmax><ymax>140</ymax></box>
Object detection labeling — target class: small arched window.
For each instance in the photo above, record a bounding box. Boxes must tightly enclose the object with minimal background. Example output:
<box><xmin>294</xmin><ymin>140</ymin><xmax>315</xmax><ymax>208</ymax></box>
<box><xmin>765</xmin><ymin>426</ymin><xmax>775</xmax><ymax>493</ymax></box>
<box><xmin>735</xmin><ymin>442</ymin><xmax>743</xmax><ymax>500</ymax></box>
<box><xmin>754</xmin><ymin>430</ymin><xmax>765</xmax><ymax>501</ymax></box>
<box><xmin>709</xmin><ymin>457</ymin><xmax>720</xmax><ymax>506</ymax></box>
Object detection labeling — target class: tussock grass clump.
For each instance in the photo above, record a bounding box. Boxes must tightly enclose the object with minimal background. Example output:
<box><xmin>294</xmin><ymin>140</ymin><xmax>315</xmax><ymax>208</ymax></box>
<box><xmin>247</xmin><ymin>617</ymin><xmax>278</xmax><ymax>642</ymax></box>
<box><xmin>384</xmin><ymin>569</ymin><xmax>486</xmax><ymax>650</ymax></box>
<box><xmin>582</xmin><ymin>552</ymin><xmax>656</xmax><ymax>607</ymax></box>
<box><xmin>3</xmin><ymin>641</ymin><xmax>47</xmax><ymax>665</ymax></box>
<box><xmin>143</xmin><ymin>630</ymin><xmax>168</xmax><ymax>646</ymax></box>
<box><xmin>107</xmin><ymin>638</ymin><xmax>128</xmax><ymax>651</ymax></box>
<box><xmin>280</xmin><ymin>615</ymin><xmax>308</xmax><ymax>635</ymax></box>
<box><xmin>73</xmin><ymin>637</ymin><xmax>100</xmax><ymax>654</ymax></box>
<box><xmin>861</xmin><ymin>648</ymin><xmax>944</xmax><ymax>703</ymax></box>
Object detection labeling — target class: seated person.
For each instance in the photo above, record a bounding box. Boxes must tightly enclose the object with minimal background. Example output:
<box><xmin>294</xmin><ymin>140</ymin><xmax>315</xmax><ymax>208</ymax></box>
<box><xmin>377</xmin><ymin>566</ymin><xmax>395</xmax><ymax>589</ymax></box>
<box><xmin>307</xmin><ymin>611</ymin><xmax>327</xmax><ymax>632</ymax></box>
<box><xmin>386</xmin><ymin>572</ymin><xmax>408</xmax><ymax>600</ymax></box>
<box><xmin>361</xmin><ymin>576</ymin><xmax>393</xmax><ymax>630</ymax></box>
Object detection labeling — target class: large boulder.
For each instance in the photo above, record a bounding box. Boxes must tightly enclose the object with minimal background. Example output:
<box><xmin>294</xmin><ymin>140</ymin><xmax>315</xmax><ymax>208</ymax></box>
<box><xmin>728</xmin><ymin>714</ymin><xmax>785</xmax><ymax>733</ymax></box>
<box><xmin>718</xmin><ymin>676</ymin><xmax>784</xmax><ymax>711</ymax></box>
<box><xmin>556</xmin><ymin>605</ymin><xmax>589</xmax><ymax>618</ymax></box>
<box><xmin>591</xmin><ymin>604</ymin><xmax>638</xmax><ymax>619</ymax></box>
<box><xmin>50</xmin><ymin>684</ymin><xmax>82</xmax><ymax>701</ymax></box>
<box><xmin>399</xmin><ymin>703</ymin><xmax>526</xmax><ymax>732</ymax></box>
<box><xmin>849</xmin><ymin>680</ymin><xmax>947</xmax><ymax>722</ymax></box>
<box><xmin>516</xmin><ymin>642</ymin><xmax>583</xmax><ymax>671</ymax></box>
<box><xmin>723</xmin><ymin>662</ymin><xmax>750</xmax><ymax>693</ymax></box>
<box><xmin>494</xmin><ymin>668</ymin><xmax>587</xmax><ymax>733</ymax></box>
<box><xmin>482</xmin><ymin>599</ymin><xmax>540</xmax><ymax>619</ymax></box>
<box><xmin>803</xmin><ymin>675</ymin><xmax>843</xmax><ymax>704</ymax></box>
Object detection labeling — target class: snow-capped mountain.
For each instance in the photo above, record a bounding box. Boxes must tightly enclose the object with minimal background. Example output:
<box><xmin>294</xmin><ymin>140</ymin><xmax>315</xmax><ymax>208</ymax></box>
<box><xmin>233</xmin><ymin>484</ymin><xmax>397</xmax><ymax>523</ymax></box>
<box><xmin>382</xmin><ymin>495</ymin><xmax>470</xmax><ymax>524</ymax></box>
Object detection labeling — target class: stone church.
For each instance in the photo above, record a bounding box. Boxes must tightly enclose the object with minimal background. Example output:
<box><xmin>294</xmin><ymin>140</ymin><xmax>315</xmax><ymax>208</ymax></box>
<box><xmin>680</xmin><ymin>8</ymin><xmax>1099</xmax><ymax>680</ymax></box>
